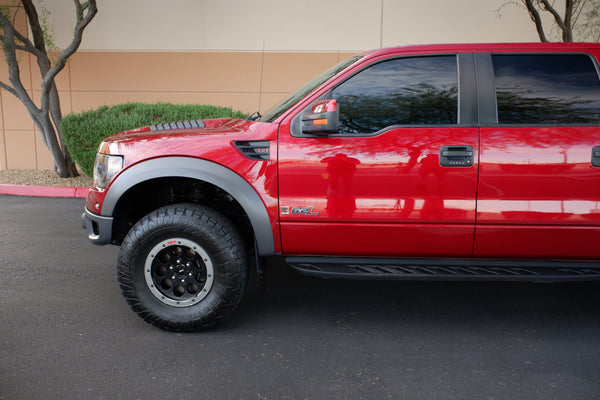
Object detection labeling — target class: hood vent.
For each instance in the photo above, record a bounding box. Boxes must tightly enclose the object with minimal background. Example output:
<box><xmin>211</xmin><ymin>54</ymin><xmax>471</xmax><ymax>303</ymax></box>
<box><xmin>150</xmin><ymin>119</ymin><xmax>205</xmax><ymax>131</ymax></box>
<box><xmin>234</xmin><ymin>141</ymin><xmax>270</xmax><ymax>161</ymax></box>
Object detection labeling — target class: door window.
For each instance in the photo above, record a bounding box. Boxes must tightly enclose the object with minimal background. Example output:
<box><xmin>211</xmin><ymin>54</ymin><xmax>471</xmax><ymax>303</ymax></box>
<box><xmin>492</xmin><ymin>54</ymin><xmax>600</xmax><ymax>124</ymax></box>
<box><xmin>331</xmin><ymin>56</ymin><xmax>458</xmax><ymax>134</ymax></box>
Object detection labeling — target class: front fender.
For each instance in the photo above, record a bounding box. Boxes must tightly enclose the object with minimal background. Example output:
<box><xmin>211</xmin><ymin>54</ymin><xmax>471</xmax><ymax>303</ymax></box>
<box><xmin>103</xmin><ymin>157</ymin><xmax>276</xmax><ymax>256</ymax></box>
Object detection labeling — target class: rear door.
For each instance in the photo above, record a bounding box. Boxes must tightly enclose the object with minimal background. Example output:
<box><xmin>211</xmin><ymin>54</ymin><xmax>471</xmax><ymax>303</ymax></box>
<box><xmin>278</xmin><ymin>53</ymin><xmax>479</xmax><ymax>257</ymax></box>
<box><xmin>474</xmin><ymin>51</ymin><xmax>600</xmax><ymax>259</ymax></box>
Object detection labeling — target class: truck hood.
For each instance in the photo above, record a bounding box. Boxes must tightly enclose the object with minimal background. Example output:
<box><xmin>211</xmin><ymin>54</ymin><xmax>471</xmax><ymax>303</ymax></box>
<box><xmin>98</xmin><ymin>117</ymin><xmax>279</xmax><ymax>166</ymax></box>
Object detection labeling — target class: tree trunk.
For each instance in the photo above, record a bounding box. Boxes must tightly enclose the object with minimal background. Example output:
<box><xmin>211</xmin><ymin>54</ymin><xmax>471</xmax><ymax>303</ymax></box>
<box><xmin>562</xmin><ymin>0</ymin><xmax>575</xmax><ymax>41</ymax></box>
<box><xmin>29</xmin><ymin>106</ymin><xmax>74</xmax><ymax>177</ymax></box>
<box><xmin>40</xmin><ymin>63</ymin><xmax>78</xmax><ymax>176</ymax></box>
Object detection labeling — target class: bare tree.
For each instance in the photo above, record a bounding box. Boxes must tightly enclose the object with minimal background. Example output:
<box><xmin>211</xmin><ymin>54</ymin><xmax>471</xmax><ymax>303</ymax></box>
<box><xmin>0</xmin><ymin>0</ymin><xmax>97</xmax><ymax>177</ymax></box>
<box><xmin>499</xmin><ymin>0</ymin><xmax>599</xmax><ymax>42</ymax></box>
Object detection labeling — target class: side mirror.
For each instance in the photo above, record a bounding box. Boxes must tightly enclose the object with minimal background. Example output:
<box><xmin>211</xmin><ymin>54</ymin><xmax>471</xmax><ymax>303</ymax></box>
<box><xmin>301</xmin><ymin>99</ymin><xmax>339</xmax><ymax>135</ymax></box>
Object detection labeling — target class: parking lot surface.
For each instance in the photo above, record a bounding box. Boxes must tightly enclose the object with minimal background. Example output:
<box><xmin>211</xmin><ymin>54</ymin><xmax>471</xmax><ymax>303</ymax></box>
<box><xmin>1</xmin><ymin>195</ymin><xmax>599</xmax><ymax>399</ymax></box>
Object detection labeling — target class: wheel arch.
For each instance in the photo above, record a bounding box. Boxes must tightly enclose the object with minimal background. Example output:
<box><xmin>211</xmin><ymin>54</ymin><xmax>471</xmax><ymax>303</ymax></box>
<box><xmin>103</xmin><ymin>157</ymin><xmax>275</xmax><ymax>256</ymax></box>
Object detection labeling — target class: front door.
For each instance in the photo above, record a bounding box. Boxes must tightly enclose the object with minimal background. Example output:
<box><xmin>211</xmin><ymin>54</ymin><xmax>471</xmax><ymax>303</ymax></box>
<box><xmin>278</xmin><ymin>54</ymin><xmax>479</xmax><ymax>257</ymax></box>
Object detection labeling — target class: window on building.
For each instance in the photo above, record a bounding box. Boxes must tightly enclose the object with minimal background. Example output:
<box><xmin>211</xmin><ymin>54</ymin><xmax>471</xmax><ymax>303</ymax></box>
<box><xmin>331</xmin><ymin>56</ymin><xmax>458</xmax><ymax>134</ymax></box>
<box><xmin>493</xmin><ymin>54</ymin><xmax>600</xmax><ymax>124</ymax></box>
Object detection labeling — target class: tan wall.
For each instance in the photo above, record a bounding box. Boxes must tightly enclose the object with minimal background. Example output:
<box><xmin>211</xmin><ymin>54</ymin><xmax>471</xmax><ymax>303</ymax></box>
<box><xmin>46</xmin><ymin>0</ymin><xmax>541</xmax><ymax>51</ymax></box>
<box><xmin>0</xmin><ymin>0</ymin><xmax>546</xmax><ymax>171</ymax></box>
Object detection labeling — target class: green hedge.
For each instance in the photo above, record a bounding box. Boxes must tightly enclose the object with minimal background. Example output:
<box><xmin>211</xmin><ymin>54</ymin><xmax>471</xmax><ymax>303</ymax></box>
<box><xmin>61</xmin><ymin>102</ymin><xmax>247</xmax><ymax>177</ymax></box>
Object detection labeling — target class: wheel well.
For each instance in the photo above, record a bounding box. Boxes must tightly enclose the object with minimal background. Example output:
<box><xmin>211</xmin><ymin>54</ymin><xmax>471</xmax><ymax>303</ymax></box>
<box><xmin>111</xmin><ymin>177</ymin><xmax>255</xmax><ymax>248</ymax></box>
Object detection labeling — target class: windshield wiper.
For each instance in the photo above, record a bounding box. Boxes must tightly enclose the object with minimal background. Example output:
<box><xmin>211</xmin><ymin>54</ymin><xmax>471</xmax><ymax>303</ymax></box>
<box><xmin>247</xmin><ymin>111</ymin><xmax>262</xmax><ymax>121</ymax></box>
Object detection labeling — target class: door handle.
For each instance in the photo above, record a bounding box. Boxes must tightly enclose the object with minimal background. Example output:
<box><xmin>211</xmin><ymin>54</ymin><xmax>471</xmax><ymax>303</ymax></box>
<box><xmin>440</xmin><ymin>145</ymin><xmax>474</xmax><ymax>167</ymax></box>
<box><xmin>592</xmin><ymin>146</ymin><xmax>600</xmax><ymax>168</ymax></box>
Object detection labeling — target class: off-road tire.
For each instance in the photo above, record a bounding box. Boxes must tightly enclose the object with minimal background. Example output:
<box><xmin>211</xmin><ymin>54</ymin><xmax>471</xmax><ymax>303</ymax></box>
<box><xmin>117</xmin><ymin>204</ymin><xmax>247</xmax><ymax>331</ymax></box>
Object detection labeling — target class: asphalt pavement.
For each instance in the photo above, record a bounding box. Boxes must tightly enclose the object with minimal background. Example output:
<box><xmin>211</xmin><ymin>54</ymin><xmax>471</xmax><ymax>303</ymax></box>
<box><xmin>1</xmin><ymin>194</ymin><xmax>600</xmax><ymax>400</ymax></box>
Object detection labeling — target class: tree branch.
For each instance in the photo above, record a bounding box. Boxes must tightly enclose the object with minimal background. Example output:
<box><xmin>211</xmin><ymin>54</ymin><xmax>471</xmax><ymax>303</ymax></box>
<box><xmin>0</xmin><ymin>12</ymin><xmax>36</xmax><ymax>110</ymax></box>
<box><xmin>21</xmin><ymin>0</ymin><xmax>46</xmax><ymax>52</ymax></box>
<box><xmin>0</xmin><ymin>79</ymin><xmax>17</xmax><ymax>97</ymax></box>
<box><xmin>1</xmin><ymin>5</ymin><xmax>44</xmax><ymax>57</ymax></box>
<box><xmin>40</xmin><ymin>0</ymin><xmax>97</xmax><ymax>112</ymax></box>
<box><xmin>538</xmin><ymin>0</ymin><xmax>574</xmax><ymax>41</ymax></box>
<box><xmin>570</xmin><ymin>0</ymin><xmax>587</xmax><ymax>27</ymax></box>
<box><xmin>523</xmin><ymin>0</ymin><xmax>549</xmax><ymax>42</ymax></box>
<box><xmin>0</xmin><ymin>33</ymin><xmax>30</xmax><ymax>53</ymax></box>
<box><xmin>12</xmin><ymin>29</ymin><xmax>39</xmax><ymax>54</ymax></box>
<box><xmin>538</xmin><ymin>0</ymin><xmax>569</xmax><ymax>32</ymax></box>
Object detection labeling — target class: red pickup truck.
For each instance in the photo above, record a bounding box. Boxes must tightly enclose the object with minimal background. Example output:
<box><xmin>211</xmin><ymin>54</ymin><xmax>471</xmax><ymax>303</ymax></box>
<box><xmin>82</xmin><ymin>43</ymin><xmax>600</xmax><ymax>331</ymax></box>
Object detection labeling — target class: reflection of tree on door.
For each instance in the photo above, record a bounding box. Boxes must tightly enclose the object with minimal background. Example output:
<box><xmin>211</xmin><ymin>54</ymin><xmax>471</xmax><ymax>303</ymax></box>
<box><xmin>395</xmin><ymin>136</ymin><xmax>447</xmax><ymax>219</ymax></box>
<box><xmin>321</xmin><ymin>153</ymin><xmax>361</xmax><ymax>218</ymax></box>
<box><xmin>391</xmin><ymin>139</ymin><xmax>448</xmax><ymax>219</ymax></box>
<box><xmin>418</xmin><ymin>153</ymin><xmax>447</xmax><ymax>219</ymax></box>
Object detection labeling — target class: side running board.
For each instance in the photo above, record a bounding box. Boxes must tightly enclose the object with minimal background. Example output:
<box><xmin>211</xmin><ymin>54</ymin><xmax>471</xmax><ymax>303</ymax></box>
<box><xmin>285</xmin><ymin>257</ymin><xmax>600</xmax><ymax>282</ymax></box>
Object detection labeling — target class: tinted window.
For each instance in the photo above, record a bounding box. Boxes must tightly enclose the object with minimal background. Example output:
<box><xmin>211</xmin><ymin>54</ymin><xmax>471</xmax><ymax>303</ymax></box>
<box><xmin>331</xmin><ymin>56</ymin><xmax>458</xmax><ymax>134</ymax></box>
<box><xmin>493</xmin><ymin>54</ymin><xmax>600</xmax><ymax>124</ymax></box>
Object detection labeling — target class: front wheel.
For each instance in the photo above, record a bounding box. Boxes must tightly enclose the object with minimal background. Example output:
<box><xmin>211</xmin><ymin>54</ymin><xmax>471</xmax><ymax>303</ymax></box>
<box><xmin>117</xmin><ymin>204</ymin><xmax>248</xmax><ymax>331</ymax></box>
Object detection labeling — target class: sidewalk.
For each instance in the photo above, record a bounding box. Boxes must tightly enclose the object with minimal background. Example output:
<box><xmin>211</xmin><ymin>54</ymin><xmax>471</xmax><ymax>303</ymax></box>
<box><xmin>0</xmin><ymin>183</ymin><xmax>89</xmax><ymax>198</ymax></box>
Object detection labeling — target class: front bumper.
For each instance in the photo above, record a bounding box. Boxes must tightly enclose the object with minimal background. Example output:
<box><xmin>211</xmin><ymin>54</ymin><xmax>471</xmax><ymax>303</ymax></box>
<box><xmin>81</xmin><ymin>207</ymin><xmax>113</xmax><ymax>245</ymax></box>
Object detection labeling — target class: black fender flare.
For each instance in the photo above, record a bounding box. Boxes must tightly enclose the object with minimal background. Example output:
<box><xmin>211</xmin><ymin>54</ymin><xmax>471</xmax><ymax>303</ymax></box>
<box><xmin>102</xmin><ymin>157</ymin><xmax>275</xmax><ymax>256</ymax></box>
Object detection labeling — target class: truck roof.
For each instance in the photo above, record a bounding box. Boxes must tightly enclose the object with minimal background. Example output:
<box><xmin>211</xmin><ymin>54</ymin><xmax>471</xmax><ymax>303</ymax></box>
<box><xmin>360</xmin><ymin>42</ymin><xmax>600</xmax><ymax>58</ymax></box>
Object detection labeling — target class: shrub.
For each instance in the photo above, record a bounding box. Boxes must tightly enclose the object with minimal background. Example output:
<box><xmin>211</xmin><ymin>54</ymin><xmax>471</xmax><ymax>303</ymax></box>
<box><xmin>61</xmin><ymin>102</ymin><xmax>248</xmax><ymax>177</ymax></box>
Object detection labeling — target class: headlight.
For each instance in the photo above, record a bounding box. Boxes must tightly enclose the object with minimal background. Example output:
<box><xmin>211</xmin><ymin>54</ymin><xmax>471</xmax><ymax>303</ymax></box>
<box><xmin>93</xmin><ymin>153</ymin><xmax>123</xmax><ymax>190</ymax></box>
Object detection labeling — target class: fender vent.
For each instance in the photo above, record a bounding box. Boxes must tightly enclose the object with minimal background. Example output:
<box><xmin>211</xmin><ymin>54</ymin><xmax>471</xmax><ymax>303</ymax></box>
<box><xmin>150</xmin><ymin>119</ymin><xmax>205</xmax><ymax>131</ymax></box>
<box><xmin>234</xmin><ymin>141</ymin><xmax>270</xmax><ymax>161</ymax></box>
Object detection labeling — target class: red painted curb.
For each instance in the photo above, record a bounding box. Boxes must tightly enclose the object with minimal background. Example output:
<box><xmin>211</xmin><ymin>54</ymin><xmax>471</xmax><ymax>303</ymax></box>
<box><xmin>0</xmin><ymin>184</ymin><xmax>89</xmax><ymax>198</ymax></box>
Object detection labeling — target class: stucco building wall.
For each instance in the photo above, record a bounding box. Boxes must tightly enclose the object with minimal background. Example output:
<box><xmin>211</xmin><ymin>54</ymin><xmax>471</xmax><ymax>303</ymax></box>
<box><xmin>0</xmin><ymin>0</ymin><xmax>541</xmax><ymax>170</ymax></box>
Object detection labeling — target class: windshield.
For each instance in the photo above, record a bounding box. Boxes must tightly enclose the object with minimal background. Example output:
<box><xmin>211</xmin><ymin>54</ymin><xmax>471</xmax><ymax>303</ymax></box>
<box><xmin>260</xmin><ymin>56</ymin><xmax>361</xmax><ymax>123</ymax></box>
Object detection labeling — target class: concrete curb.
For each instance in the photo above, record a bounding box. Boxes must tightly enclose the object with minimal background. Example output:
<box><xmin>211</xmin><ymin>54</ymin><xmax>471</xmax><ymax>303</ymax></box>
<box><xmin>0</xmin><ymin>184</ymin><xmax>89</xmax><ymax>198</ymax></box>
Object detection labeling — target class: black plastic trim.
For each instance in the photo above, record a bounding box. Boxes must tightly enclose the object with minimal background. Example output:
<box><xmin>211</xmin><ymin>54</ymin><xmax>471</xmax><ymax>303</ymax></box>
<box><xmin>458</xmin><ymin>52</ymin><xmax>478</xmax><ymax>125</ymax></box>
<box><xmin>150</xmin><ymin>119</ymin><xmax>205</xmax><ymax>131</ymax></box>
<box><xmin>439</xmin><ymin>145</ymin><xmax>474</xmax><ymax>167</ymax></box>
<box><xmin>81</xmin><ymin>207</ymin><xmax>114</xmax><ymax>245</ymax></box>
<box><xmin>233</xmin><ymin>140</ymin><xmax>270</xmax><ymax>161</ymax></box>
<box><xmin>297</xmin><ymin>124</ymin><xmax>475</xmax><ymax>139</ymax></box>
<box><xmin>479</xmin><ymin>122</ymin><xmax>600</xmax><ymax>128</ymax></box>
<box><xmin>473</xmin><ymin>52</ymin><xmax>498</xmax><ymax>124</ymax></box>
<box><xmin>286</xmin><ymin>256</ymin><xmax>600</xmax><ymax>282</ymax></box>
<box><xmin>592</xmin><ymin>145</ymin><xmax>600</xmax><ymax>167</ymax></box>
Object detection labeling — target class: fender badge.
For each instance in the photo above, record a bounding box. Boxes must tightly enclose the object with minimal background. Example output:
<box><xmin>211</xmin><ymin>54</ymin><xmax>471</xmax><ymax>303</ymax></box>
<box><xmin>281</xmin><ymin>206</ymin><xmax>319</xmax><ymax>216</ymax></box>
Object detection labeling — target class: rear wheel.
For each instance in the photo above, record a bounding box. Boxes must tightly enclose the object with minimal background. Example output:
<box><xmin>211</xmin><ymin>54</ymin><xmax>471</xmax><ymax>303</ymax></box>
<box><xmin>117</xmin><ymin>204</ymin><xmax>247</xmax><ymax>331</ymax></box>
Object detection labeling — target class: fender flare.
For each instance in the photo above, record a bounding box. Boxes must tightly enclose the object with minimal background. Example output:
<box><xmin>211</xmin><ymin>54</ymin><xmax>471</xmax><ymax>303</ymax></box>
<box><xmin>102</xmin><ymin>157</ymin><xmax>275</xmax><ymax>256</ymax></box>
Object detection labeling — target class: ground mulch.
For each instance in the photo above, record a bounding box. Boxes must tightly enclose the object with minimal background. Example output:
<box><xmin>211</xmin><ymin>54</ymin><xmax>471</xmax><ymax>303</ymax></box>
<box><xmin>0</xmin><ymin>169</ymin><xmax>92</xmax><ymax>187</ymax></box>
